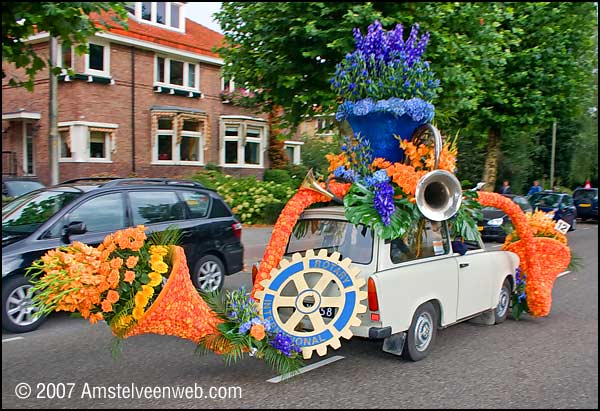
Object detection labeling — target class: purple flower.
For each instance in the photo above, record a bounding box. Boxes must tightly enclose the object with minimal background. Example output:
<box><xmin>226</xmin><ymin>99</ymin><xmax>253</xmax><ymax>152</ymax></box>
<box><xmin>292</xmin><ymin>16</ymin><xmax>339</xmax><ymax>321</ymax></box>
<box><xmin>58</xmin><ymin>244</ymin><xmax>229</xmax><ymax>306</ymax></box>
<box><xmin>269</xmin><ymin>332</ymin><xmax>302</xmax><ymax>357</ymax></box>
<box><xmin>373</xmin><ymin>181</ymin><xmax>395</xmax><ymax>226</ymax></box>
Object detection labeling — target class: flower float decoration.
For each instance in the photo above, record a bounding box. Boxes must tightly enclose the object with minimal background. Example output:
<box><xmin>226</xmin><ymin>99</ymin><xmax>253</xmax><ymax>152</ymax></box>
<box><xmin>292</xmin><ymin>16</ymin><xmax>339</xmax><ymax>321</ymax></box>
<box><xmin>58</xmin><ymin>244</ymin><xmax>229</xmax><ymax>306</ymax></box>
<box><xmin>330</xmin><ymin>20</ymin><xmax>440</xmax><ymax>163</ymax></box>
<box><xmin>26</xmin><ymin>226</ymin><xmax>304</xmax><ymax>375</ymax></box>
<box><xmin>475</xmin><ymin>193</ymin><xmax>572</xmax><ymax>318</ymax></box>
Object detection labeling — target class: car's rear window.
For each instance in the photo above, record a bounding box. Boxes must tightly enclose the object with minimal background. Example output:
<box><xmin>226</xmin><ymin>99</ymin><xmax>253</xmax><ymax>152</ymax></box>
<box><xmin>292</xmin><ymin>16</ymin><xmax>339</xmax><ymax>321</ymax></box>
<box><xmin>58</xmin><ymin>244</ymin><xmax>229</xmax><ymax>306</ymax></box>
<box><xmin>573</xmin><ymin>189</ymin><xmax>597</xmax><ymax>201</ymax></box>
<box><xmin>4</xmin><ymin>180</ymin><xmax>44</xmax><ymax>197</ymax></box>
<box><xmin>286</xmin><ymin>218</ymin><xmax>373</xmax><ymax>265</ymax></box>
<box><xmin>209</xmin><ymin>198</ymin><xmax>232</xmax><ymax>218</ymax></box>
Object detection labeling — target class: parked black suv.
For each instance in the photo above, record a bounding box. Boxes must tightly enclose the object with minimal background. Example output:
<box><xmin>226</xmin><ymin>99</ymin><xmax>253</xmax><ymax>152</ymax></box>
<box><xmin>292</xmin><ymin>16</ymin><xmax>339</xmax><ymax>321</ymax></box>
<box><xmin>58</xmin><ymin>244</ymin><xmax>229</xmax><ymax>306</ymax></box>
<box><xmin>2</xmin><ymin>178</ymin><xmax>243</xmax><ymax>333</ymax></box>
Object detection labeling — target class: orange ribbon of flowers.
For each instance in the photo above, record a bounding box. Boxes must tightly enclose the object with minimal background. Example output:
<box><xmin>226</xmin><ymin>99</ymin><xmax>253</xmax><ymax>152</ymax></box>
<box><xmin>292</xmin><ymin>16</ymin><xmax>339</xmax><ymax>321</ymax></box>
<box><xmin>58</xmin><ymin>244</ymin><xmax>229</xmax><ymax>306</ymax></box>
<box><xmin>251</xmin><ymin>180</ymin><xmax>350</xmax><ymax>298</ymax></box>
<box><xmin>476</xmin><ymin>191</ymin><xmax>571</xmax><ymax>317</ymax></box>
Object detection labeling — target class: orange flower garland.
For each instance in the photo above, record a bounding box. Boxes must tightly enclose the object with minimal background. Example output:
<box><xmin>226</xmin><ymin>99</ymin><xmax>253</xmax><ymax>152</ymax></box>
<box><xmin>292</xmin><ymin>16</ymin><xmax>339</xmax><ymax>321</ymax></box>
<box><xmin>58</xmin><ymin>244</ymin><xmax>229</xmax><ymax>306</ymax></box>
<box><xmin>251</xmin><ymin>180</ymin><xmax>351</xmax><ymax>298</ymax></box>
<box><xmin>476</xmin><ymin>191</ymin><xmax>571</xmax><ymax>317</ymax></box>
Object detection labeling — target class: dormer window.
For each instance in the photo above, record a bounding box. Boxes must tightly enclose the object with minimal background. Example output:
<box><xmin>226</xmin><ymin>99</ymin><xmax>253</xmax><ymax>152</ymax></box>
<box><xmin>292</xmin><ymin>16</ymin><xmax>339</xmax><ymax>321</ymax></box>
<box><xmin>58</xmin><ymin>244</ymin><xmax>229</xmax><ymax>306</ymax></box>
<box><xmin>135</xmin><ymin>2</ymin><xmax>184</xmax><ymax>31</ymax></box>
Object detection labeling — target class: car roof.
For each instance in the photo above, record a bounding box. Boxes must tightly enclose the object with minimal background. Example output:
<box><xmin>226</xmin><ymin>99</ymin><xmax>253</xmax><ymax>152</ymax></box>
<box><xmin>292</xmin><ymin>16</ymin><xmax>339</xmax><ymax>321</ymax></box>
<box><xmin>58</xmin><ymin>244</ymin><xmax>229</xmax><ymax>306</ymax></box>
<box><xmin>47</xmin><ymin>177</ymin><xmax>211</xmax><ymax>193</ymax></box>
<box><xmin>300</xmin><ymin>206</ymin><xmax>347</xmax><ymax>219</ymax></box>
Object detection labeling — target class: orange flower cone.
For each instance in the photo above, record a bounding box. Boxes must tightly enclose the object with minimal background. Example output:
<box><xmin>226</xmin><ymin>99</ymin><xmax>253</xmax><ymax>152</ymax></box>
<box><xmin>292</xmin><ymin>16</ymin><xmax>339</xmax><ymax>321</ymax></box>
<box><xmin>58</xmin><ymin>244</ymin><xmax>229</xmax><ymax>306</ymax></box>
<box><xmin>504</xmin><ymin>237</ymin><xmax>571</xmax><ymax>317</ymax></box>
<box><xmin>121</xmin><ymin>246</ymin><xmax>222</xmax><ymax>343</ymax></box>
<box><xmin>477</xmin><ymin>191</ymin><xmax>571</xmax><ymax>317</ymax></box>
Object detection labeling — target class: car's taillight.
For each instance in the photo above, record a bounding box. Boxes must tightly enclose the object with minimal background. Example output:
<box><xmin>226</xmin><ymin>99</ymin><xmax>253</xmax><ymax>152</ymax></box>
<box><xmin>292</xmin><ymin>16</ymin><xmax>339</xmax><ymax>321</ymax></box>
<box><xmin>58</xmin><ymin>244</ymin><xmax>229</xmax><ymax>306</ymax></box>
<box><xmin>368</xmin><ymin>277</ymin><xmax>379</xmax><ymax>312</ymax></box>
<box><xmin>232</xmin><ymin>222</ymin><xmax>242</xmax><ymax>240</ymax></box>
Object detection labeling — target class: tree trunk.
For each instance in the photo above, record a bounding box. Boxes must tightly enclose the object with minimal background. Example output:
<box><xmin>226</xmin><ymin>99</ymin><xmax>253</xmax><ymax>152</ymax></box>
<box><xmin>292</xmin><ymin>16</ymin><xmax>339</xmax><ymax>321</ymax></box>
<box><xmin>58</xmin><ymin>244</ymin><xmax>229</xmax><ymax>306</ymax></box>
<box><xmin>267</xmin><ymin>106</ymin><xmax>289</xmax><ymax>169</ymax></box>
<box><xmin>481</xmin><ymin>127</ymin><xmax>501</xmax><ymax>192</ymax></box>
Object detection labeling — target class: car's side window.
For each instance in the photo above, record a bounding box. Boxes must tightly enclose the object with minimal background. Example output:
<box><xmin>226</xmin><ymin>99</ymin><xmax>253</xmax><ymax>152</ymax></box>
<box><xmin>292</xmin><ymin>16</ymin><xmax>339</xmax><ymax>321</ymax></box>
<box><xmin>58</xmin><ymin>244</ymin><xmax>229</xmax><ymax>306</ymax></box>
<box><xmin>67</xmin><ymin>193</ymin><xmax>127</xmax><ymax>233</ymax></box>
<box><xmin>390</xmin><ymin>219</ymin><xmax>450</xmax><ymax>264</ymax></box>
<box><xmin>209</xmin><ymin>198</ymin><xmax>232</xmax><ymax>218</ymax></box>
<box><xmin>180</xmin><ymin>191</ymin><xmax>210</xmax><ymax>219</ymax></box>
<box><xmin>514</xmin><ymin>197</ymin><xmax>530</xmax><ymax>212</ymax></box>
<box><xmin>129</xmin><ymin>191</ymin><xmax>185</xmax><ymax>225</ymax></box>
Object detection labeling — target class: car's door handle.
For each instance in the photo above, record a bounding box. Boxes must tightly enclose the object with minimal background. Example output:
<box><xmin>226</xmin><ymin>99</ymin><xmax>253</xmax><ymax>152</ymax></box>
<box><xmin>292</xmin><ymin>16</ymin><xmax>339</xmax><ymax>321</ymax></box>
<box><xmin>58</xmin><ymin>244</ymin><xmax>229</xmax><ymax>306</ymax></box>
<box><xmin>459</xmin><ymin>263</ymin><xmax>470</xmax><ymax>268</ymax></box>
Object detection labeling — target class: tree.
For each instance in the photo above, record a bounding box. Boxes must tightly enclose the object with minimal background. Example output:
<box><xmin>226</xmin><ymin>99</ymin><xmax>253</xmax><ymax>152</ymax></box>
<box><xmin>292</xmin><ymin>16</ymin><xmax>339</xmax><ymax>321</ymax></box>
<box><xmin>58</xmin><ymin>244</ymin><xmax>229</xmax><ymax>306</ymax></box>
<box><xmin>2</xmin><ymin>2</ymin><xmax>128</xmax><ymax>91</ymax></box>
<box><xmin>215</xmin><ymin>2</ymin><xmax>597</xmax><ymax>189</ymax></box>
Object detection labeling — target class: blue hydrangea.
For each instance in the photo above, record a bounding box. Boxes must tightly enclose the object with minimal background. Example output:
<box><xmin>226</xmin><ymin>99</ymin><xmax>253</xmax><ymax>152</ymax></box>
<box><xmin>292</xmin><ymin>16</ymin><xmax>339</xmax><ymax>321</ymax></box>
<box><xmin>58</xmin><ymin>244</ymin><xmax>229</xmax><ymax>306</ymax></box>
<box><xmin>353</xmin><ymin>98</ymin><xmax>376</xmax><ymax>116</ymax></box>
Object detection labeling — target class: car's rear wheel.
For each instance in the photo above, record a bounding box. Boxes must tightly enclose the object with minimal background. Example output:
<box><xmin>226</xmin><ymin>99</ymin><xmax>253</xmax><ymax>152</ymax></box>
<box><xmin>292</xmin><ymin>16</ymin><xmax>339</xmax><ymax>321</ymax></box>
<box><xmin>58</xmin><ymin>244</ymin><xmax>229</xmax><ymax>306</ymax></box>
<box><xmin>402</xmin><ymin>302</ymin><xmax>437</xmax><ymax>361</ymax></box>
<box><xmin>2</xmin><ymin>275</ymin><xmax>46</xmax><ymax>333</ymax></box>
<box><xmin>494</xmin><ymin>279</ymin><xmax>511</xmax><ymax>324</ymax></box>
<box><xmin>192</xmin><ymin>255</ymin><xmax>225</xmax><ymax>292</ymax></box>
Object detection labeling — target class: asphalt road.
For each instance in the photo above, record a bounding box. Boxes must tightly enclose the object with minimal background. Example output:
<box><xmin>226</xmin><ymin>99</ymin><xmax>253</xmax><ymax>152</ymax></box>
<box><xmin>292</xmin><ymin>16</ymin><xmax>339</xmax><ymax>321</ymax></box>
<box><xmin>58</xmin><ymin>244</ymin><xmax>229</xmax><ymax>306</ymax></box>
<box><xmin>2</xmin><ymin>222</ymin><xmax>598</xmax><ymax>409</ymax></box>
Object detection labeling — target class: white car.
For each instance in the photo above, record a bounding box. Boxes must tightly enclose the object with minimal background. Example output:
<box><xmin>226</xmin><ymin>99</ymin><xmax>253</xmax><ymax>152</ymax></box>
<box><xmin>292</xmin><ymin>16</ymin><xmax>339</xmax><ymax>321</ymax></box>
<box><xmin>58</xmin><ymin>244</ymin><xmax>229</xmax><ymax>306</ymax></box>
<box><xmin>274</xmin><ymin>206</ymin><xmax>520</xmax><ymax>361</ymax></box>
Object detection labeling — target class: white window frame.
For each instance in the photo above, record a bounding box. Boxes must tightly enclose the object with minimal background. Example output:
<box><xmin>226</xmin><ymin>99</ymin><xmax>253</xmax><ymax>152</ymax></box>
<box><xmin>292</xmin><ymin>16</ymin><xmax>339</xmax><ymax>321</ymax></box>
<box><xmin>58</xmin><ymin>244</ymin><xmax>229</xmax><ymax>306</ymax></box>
<box><xmin>153</xmin><ymin>117</ymin><xmax>204</xmax><ymax>165</ymax></box>
<box><xmin>59</xmin><ymin>129</ymin><xmax>72</xmax><ymax>161</ymax></box>
<box><xmin>221</xmin><ymin>76</ymin><xmax>235</xmax><ymax>92</ymax></box>
<box><xmin>22</xmin><ymin>122</ymin><xmax>36</xmax><ymax>176</ymax></box>
<box><xmin>84</xmin><ymin>40</ymin><xmax>111</xmax><ymax>77</ymax></box>
<box><xmin>57</xmin><ymin>121</ymin><xmax>117</xmax><ymax>163</ymax></box>
<box><xmin>219</xmin><ymin>117</ymin><xmax>268</xmax><ymax>168</ymax></box>
<box><xmin>154</xmin><ymin>55</ymin><xmax>199</xmax><ymax>91</ymax></box>
<box><xmin>284</xmin><ymin>141</ymin><xmax>304</xmax><ymax>165</ymax></box>
<box><xmin>135</xmin><ymin>2</ymin><xmax>185</xmax><ymax>33</ymax></box>
<box><xmin>315</xmin><ymin>115</ymin><xmax>335</xmax><ymax>136</ymax></box>
<box><xmin>57</xmin><ymin>42</ymin><xmax>74</xmax><ymax>74</ymax></box>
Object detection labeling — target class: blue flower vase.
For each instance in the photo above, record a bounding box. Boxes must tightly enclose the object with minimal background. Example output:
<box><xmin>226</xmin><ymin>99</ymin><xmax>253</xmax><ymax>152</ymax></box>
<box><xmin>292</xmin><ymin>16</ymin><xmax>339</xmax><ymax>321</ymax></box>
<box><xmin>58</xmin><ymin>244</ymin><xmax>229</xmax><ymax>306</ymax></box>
<box><xmin>346</xmin><ymin>111</ymin><xmax>422</xmax><ymax>164</ymax></box>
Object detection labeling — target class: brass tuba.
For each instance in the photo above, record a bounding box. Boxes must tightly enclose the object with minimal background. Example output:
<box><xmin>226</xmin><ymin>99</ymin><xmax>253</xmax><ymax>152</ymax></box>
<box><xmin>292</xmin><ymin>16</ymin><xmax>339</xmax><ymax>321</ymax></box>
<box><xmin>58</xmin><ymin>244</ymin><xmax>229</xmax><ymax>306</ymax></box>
<box><xmin>413</xmin><ymin>124</ymin><xmax>463</xmax><ymax>221</ymax></box>
<box><xmin>299</xmin><ymin>169</ymin><xmax>344</xmax><ymax>204</ymax></box>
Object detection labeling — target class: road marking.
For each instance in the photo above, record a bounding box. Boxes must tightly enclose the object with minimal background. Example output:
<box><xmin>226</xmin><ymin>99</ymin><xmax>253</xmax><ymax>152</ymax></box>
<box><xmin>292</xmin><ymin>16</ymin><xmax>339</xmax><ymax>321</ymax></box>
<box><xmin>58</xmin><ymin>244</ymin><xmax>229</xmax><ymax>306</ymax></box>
<box><xmin>267</xmin><ymin>355</ymin><xmax>345</xmax><ymax>383</ymax></box>
<box><xmin>557</xmin><ymin>270</ymin><xmax>571</xmax><ymax>278</ymax></box>
<box><xmin>2</xmin><ymin>337</ymin><xmax>24</xmax><ymax>343</ymax></box>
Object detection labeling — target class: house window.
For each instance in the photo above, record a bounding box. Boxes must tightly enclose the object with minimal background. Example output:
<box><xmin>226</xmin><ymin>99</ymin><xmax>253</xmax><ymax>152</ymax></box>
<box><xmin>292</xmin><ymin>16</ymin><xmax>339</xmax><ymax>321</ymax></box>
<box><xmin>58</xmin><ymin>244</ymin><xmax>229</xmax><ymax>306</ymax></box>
<box><xmin>90</xmin><ymin>130</ymin><xmax>109</xmax><ymax>159</ymax></box>
<box><xmin>58</xmin><ymin>43</ymin><xmax>73</xmax><ymax>71</ymax></box>
<box><xmin>316</xmin><ymin>116</ymin><xmax>334</xmax><ymax>136</ymax></box>
<box><xmin>155</xmin><ymin>56</ymin><xmax>199</xmax><ymax>90</ymax></box>
<box><xmin>59</xmin><ymin>130</ymin><xmax>71</xmax><ymax>159</ymax></box>
<box><xmin>220</xmin><ymin>119</ymin><xmax>267</xmax><ymax>167</ymax></box>
<box><xmin>284</xmin><ymin>141</ymin><xmax>303</xmax><ymax>165</ymax></box>
<box><xmin>180</xmin><ymin>120</ymin><xmax>202</xmax><ymax>162</ymax></box>
<box><xmin>154</xmin><ymin>115</ymin><xmax>204</xmax><ymax>164</ymax></box>
<box><xmin>137</xmin><ymin>2</ymin><xmax>183</xmax><ymax>30</ymax></box>
<box><xmin>221</xmin><ymin>75</ymin><xmax>235</xmax><ymax>93</ymax></box>
<box><xmin>85</xmin><ymin>41</ymin><xmax>110</xmax><ymax>77</ymax></box>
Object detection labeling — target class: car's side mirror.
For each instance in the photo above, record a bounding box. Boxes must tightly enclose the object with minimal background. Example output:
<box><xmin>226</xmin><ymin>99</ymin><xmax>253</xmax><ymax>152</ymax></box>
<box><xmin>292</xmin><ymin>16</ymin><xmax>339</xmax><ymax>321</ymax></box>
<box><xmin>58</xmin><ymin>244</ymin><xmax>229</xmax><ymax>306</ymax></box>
<box><xmin>62</xmin><ymin>221</ymin><xmax>87</xmax><ymax>243</ymax></box>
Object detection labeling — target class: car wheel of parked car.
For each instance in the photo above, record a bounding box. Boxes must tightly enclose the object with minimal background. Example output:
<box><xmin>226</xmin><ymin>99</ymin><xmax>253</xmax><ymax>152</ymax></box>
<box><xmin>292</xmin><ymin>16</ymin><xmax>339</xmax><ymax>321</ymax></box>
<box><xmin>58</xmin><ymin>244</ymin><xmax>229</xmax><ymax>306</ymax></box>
<box><xmin>402</xmin><ymin>302</ymin><xmax>437</xmax><ymax>362</ymax></box>
<box><xmin>2</xmin><ymin>275</ymin><xmax>46</xmax><ymax>333</ymax></box>
<box><xmin>494</xmin><ymin>279</ymin><xmax>511</xmax><ymax>324</ymax></box>
<box><xmin>192</xmin><ymin>255</ymin><xmax>225</xmax><ymax>292</ymax></box>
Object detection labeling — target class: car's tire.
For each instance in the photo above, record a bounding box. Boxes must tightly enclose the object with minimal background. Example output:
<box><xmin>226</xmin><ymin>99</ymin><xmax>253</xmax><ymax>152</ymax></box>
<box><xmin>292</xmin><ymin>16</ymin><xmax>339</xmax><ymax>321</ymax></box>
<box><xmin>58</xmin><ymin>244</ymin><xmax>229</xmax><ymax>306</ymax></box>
<box><xmin>2</xmin><ymin>275</ymin><xmax>46</xmax><ymax>333</ymax></box>
<box><xmin>494</xmin><ymin>279</ymin><xmax>511</xmax><ymax>324</ymax></box>
<box><xmin>402</xmin><ymin>302</ymin><xmax>437</xmax><ymax>362</ymax></box>
<box><xmin>191</xmin><ymin>255</ymin><xmax>225</xmax><ymax>292</ymax></box>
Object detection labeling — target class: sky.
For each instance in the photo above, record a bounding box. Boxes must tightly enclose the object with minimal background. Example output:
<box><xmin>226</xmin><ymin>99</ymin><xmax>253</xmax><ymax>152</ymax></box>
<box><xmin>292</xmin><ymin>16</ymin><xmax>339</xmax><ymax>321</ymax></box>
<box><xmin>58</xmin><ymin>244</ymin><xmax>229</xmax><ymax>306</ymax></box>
<box><xmin>185</xmin><ymin>2</ymin><xmax>223</xmax><ymax>33</ymax></box>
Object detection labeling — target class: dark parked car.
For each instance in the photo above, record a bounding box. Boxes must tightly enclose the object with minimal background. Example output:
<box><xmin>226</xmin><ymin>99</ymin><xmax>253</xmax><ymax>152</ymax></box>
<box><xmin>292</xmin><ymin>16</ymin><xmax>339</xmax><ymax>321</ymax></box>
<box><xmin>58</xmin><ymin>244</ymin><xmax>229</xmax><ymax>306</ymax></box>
<box><xmin>478</xmin><ymin>194</ymin><xmax>533</xmax><ymax>242</ymax></box>
<box><xmin>2</xmin><ymin>176</ymin><xmax>45</xmax><ymax>206</ymax></box>
<box><xmin>572</xmin><ymin>187</ymin><xmax>598</xmax><ymax>221</ymax></box>
<box><xmin>528</xmin><ymin>190</ymin><xmax>577</xmax><ymax>231</ymax></box>
<box><xmin>2</xmin><ymin>178</ymin><xmax>243</xmax><ymax>333</ymax></box>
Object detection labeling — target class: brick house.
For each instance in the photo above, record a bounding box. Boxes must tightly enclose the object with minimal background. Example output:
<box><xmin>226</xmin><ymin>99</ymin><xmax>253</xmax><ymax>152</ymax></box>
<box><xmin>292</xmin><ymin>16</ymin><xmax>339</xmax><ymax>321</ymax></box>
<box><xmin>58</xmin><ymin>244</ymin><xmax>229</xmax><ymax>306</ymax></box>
<box><xmin>2</xmin><ymin>2</ymin><xmax>304</xmax><ymax>185</ymax></box>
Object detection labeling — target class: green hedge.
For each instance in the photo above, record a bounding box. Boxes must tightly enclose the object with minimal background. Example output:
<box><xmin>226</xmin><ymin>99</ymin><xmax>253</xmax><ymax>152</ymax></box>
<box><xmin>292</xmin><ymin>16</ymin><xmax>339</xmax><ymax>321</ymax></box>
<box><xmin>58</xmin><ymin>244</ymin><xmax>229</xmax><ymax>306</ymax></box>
<box><xmin>190</xmin><ymin>170</ymin><xmax>296</xmax><ymax>225</ymax></box>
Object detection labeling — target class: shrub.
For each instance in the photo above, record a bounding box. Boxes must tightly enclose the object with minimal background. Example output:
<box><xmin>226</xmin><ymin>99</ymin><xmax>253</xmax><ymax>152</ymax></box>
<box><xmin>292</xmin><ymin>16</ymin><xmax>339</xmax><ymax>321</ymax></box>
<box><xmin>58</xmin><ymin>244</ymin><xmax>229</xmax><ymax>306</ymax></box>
<box><xmin>263</xmin><ymin>169</ymin><xmax>292</xmax><ymax>185</ymax></box>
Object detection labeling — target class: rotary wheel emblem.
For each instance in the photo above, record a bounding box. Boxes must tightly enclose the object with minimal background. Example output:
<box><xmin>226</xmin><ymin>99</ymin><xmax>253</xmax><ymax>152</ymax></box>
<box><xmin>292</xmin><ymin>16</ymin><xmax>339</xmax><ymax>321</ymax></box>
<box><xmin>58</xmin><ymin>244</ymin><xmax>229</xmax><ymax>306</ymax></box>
<box><xmin>255</xmin><ymin>249</ymin><xmax>367</xmax><ymax>359</ymax></box>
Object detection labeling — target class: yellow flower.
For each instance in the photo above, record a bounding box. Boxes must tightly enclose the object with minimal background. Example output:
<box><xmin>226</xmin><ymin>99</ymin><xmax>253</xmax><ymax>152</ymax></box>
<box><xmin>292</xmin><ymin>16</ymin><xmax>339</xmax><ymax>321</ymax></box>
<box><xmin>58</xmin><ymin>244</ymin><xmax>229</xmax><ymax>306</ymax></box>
<box><xmin>141</xmin><ymin>284</ymin><xmax>154</xmax><ymax>299</ymax></box>
<box><xmin>134</xmin><ymin>291</ymin><xmax>148</xmax><ymax>308</ymax></box>
<box><xmin>148</xmin><ymin>271</ymin><xmax>163</xmax><ymax>287</ymax></box>
<box><xmin>132</xmin><ymin>306</ymin><xmax>145</xmax><ymax>321</ymax></box>
<box><xmin>149</xmin><ymin>245</ymin><xmax>168</xmax><ymax>257</ymax></box>
<box><xmin>151</xmin><ymin>260</ymin><xmax>169</xmax><ymax>274</ymax></box>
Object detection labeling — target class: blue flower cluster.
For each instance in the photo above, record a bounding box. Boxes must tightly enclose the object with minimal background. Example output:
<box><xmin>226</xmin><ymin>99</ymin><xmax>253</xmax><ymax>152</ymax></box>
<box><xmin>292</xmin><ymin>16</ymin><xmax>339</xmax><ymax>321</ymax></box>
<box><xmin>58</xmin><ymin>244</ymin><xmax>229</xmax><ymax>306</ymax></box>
<box><xmin>373</xmin><ymin>181</ymin><xmax>396</xmax><ymax>226</ymax></box>
<box><xmin>335</xmin><ymin>97</ymin><xmax>435</xmax><ymax>123</ymax></box>
<box><xmin>239</xmin><ymin>317</ymin><xmax>273</xmax><ymax>334</ymax></box>
<box><xmin>364</xmin><ymin>169</ymin><xmax>390</xmax><ymax>188</ymax></box>
<box><xmin>330</xmin><ymin>20</ymin><xmax>440</xmax><ymax>103</ymax></box>
<box><xmin>269</xmin><ymin>332</ymin><xmax>302</xmax><ymax>357</ymax></box>
<box><xmin>515</xmin><ymin>267</ymin><xmax>526</xmax><ymax>303</ymax></box>
<box><xmin>340</xmin><ymin>133</ymin><xmax>373</xmax><ymax>178</ymax></box>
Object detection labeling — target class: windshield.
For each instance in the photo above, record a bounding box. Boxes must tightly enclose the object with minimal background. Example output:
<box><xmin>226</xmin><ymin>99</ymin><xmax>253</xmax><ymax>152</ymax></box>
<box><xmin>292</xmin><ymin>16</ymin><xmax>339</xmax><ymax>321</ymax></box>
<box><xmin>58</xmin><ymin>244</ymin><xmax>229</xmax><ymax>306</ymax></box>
<box><xmin>529</xmin><ymin>193</ymin><xmax>561</xmax><ymax>208</ymax></box>
<box><xmin>286</xmin><ymin>218</ymin><xmax>373</xmax><ymax>264</ymax></box>
<box><xmin>2</xmin><ymin>189</ymin><xmax>81</xmax><ymax>239</ymax></box>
